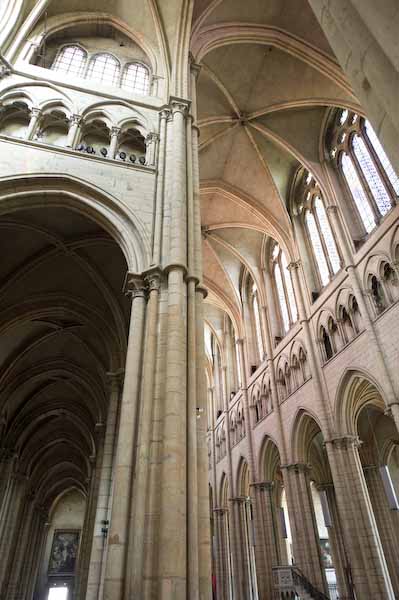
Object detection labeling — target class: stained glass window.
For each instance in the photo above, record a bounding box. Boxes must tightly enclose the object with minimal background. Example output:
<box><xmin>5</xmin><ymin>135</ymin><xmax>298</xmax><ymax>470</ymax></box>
<box><xmin>314</xmin><ymin>198</ymin><xmax>340</xmax><ymax>274</ymax></box>
<box><xmin>252</xmin><ymin>288</ymin><xmax>264</xmax><ymax>359</ymax></box>
<box><xmin>87</xmin><ymin>53</ymin><xmax>120</xmax><ymax>87</ymax></box>
<box><xmin>365</xmin><ymin>121</ymin><xmax>399</xmax><ymax>196</ymax></box>
<box><xmin>341</xmin><ymin>153</ymin><xmax>376</xmax><ymax>233</ymax></box>
<box><xmin>52</xmin><ymin>45</ymin><xmax>87</xmax><ymax>77</ymax></box>
<box><xmin>352</xmin><ymin>134</ymin><xmax>391</xmax><ymax>216</ymax></box>
<box><xmin>306</xmin><ymin>211</ymin><xmax>330</xmax><ymax>286</ymax></box>
<box><xmin>275</xmin><ymin>264</ymin><xmax>290</xmax><ymax>332</ymax></box>
<box><xmin>122</xmin><ymin>63</ymin><xmax>150</xmax><ymax>95</ymax></box>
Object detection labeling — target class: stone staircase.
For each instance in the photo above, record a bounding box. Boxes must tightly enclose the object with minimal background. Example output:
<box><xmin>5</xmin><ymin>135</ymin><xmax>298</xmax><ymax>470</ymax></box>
<box><xmin>272</xmin><ymin>566</ymin><xmax>331</xmax><ymax>600</ymax></box>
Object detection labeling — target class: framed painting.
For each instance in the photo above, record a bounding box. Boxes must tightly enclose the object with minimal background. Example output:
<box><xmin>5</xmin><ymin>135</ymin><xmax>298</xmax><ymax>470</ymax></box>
<box><xmin>48</xmin><ymin>530</ymin><xmax>80</xmax><ymax>576</ymax></box>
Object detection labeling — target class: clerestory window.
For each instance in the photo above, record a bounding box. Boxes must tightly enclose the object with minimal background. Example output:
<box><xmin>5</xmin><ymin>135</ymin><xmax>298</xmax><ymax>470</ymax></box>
<box><xmin>330</xmin><ymin>109</ymin><xmax>398</xmax><ymax>236</ymax></box>
<box><xmin>52</xmin><ymin>45</ymin><xmax>87</xmax><ymax>77</ymax></box>
<box><xmin>272</xmin><ymin>243</ymin><xmax>297</xmax><ymax>334</ymax></box>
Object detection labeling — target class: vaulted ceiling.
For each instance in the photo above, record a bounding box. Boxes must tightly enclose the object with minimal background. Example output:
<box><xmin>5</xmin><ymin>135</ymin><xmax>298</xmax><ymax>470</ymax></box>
<box><xmin>190</xmin><ymin>0</ymin><xmax>361</xmax><ymax>336</ymax></box>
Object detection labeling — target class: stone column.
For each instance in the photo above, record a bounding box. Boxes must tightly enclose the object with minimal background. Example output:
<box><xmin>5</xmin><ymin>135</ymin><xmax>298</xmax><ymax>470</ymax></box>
<box><xmin>4</xmin><ymin>490</ymin><xmax>36</xmax><ymax>599</ymax></box>
<box><xmin>5</xmin><ymin>0</ymin><xmax>52</xmax><ymax>61</ymax></box>
<box><xmin>109</xmin><ymin>127</ymin><xmax>121</xmax><ymax>160</ymax></box>
<box><xmin>152</xmin><ymin>109</ymin><xmax>169</xmax><ymax>265</ymax></box>
<box><xmin>86</xmin><ymin>371</ymin><xmax>123</xmax><ymax>600</ymax></box>
<box><xmin>363</xmin><ymin>464</ymin><xmax>399</xmax><ymax>597</ymax></box>
<box><xmin>220</xmin><ymin>363</ymin><xmax>245</xmax><ymax>600</ymax></box>
<box><xmin>307</xmin><ymin>0</ymin><xmax>399</xmax><ymax>175</ymax></box>
<box><xmin>281</xmin><ymin>463</ymin><xmax>328</xmax><ymax>594</ymax></box>
<box><xmin>103</xmin><ymin>278</ymin><xmax>147</xmax><ymax>600</ymax></box>
<box><xmin>0</xmin><ymin>472</ymin><xmax>28</xmax><ymax>596</ymax></box>
<box><xmin>326</xmin><ymin>436</ymin><xmax>395</xmax><ymax>599</ymax></box>
<box><xmin>213</xmin><ymin>508</ymin><xmax>229</xmax><ymax>600</ymax></box>
<box><xmin>229</xmin><ymin>497</ymin><xmax>252</xmax><ymax>599</ymax></box>
<box><xmin>250</xmin><ymin>481</ymin><xmax>280</xmax><ymax>599</ymax></box>
<box><xmin>320</xmin><ymin>484</ymin><xmax>352</xmax><ymax>600</ymax></box>
<box><xmin>26</xmin><ymin>107</ymin><xmax>41</xmax><ymax>140</ymax></box>
<box><xmin>126</xmin><ymin>268</ymin><xmax>161</xmax><ymax>599</ymax></box>
<box><xmin>157</xmin><ymin>98</ymin><xmax>189</xmax><ymax>599</ymax></box>
<box><xmin>145</xmin><ymin>132</ymin><xmax>159</xmax><ymax>166</ymax></box>
<box><xmin>67</xmin><ymin>114</ymin><xmax>82</xmax><ymax>149</ymax></box>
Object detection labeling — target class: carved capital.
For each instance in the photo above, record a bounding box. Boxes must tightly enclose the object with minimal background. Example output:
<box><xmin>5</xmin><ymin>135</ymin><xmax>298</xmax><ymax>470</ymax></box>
<box><xmin>144</xmin><ymin>265</ymin><xmax>162</xmax><ymax>292</ymax></box>
<box><xmin>123</xmin><ymin>272</ymin><xmax>147</xmax><ymax>299</ymax></box>
<box><xmin>0</xmin><ymin>65</ymin><xmax>11</xmax><ymax>79</ymax></box>
<box><xmin>110</xmin><ymin>126</ymin><xmax>121</xmax><ymax>138</ymax></box>
<box><xmin>250</xmin><ymin>480</ymin><xmax>274</xmax><ymax>492</ymax></box>
<box><xmin>146</xmin><ymin>132</ymin><xmax>159</xmax><ymax>144</ymax></box>
<box><xmin>287</xmin><ymin>260</ymin><xmax>301</xmax><ymax>272</ymax></box>
<box><xmin>281</xmin><ymin>462</ymin><xmax>311</xmax><ymax>474</ymax></box>
<box><xmin>326</xmin><ymin>205</ymin><xmax>339</xmax><ymax>215</ymax></box>
<box><xmin>30</xmin><ymin>107</ymin><xmax>42</xmax><ymax>118</ymax></box>
<box><xmin>160</xmin><ymin>108</ymin><xmax>171</xmax><ymax>121</ymax></box>
<box><xmin>170</xmin><ymin>97</ymin><xmax>190</xmax><ymax>117</ymax></box>
<box><xmin>326</xmin><ymin>435</ymin><xmax>362</xmax><ymax>451</ymax></box>
<box><xmin>106</xmin><ymin>369</ymin><xmax>124</xmax><ymax>392</ymax></box>
<box><xmin>69</xmin><ymin>114</ymin><xmax>82</xmax><ymax>126</ymax></box>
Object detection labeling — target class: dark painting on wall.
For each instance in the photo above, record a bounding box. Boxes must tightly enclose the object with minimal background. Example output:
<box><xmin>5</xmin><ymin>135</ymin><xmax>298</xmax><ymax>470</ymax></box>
<box><xmin>48</xmin><ymin>530</ymin><xmax>80</xmax><ymax>575</ymax></box>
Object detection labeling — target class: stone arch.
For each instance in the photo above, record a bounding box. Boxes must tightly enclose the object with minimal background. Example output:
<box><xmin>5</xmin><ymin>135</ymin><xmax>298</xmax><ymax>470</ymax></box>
<box><xmin>0</xmin><ymin>173</ymin><xmax>151</xmax><ymax>271</ymax></box>
<box><xmin>290</xmin><ymin>408</ymin><xmax>324</xmax><ymax>465</ymax></box>
<box><xmin>335</xmin><ymin>368</ymin><xmax>387</xmax><ymax>436</ymax></box>
<box><xmin>259</xmin><ymin>435</ymin><xmax>281</xmax><ymax>482</ymax></box>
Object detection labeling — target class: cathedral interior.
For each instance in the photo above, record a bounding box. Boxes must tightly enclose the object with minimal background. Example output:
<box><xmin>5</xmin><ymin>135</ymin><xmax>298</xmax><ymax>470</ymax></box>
<box><xmin>0</xmin><ymin>1</ymin><xmax>399</xmax><ymax>599</ymax></box>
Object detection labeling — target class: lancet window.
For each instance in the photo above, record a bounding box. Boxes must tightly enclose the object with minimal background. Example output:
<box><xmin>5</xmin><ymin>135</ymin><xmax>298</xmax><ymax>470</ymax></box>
<box><xmin>271</xmin><ymin>243</ymin><xmax>297</xmax><ymax>333</ymax></box>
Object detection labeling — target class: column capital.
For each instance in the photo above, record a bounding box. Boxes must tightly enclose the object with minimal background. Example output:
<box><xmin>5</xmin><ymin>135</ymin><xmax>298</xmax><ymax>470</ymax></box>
<box><xmin>143</xmin><ymin>265</ymin><xmax>163</xmax><ymax>292</ymax></box>
<box><xmin>159</xmin><ymin>108</ymin><xmax>171</xmax><ymax>121</ymax></box>
<box><xmin>146</xmin><ymin>131</ymin><xmax>159</xmax><ymax>144</ymax></box>
<box><xmin>110</xmin><ymin>126</ymin><xmax>121</xmax><ymax>138</ymax></box>
<box><xmin>287</xmin><ymin>260</ymin><xmax>301</xmax><ymax>272</ymax></box>
<box><xmin>250</xmin><ymin>480</ymin><xmax>274</xmax><ymax>492</ymax></box>
<box><xmin>235</xmin><ymin>337</ymin><xmax>245</xmax><ymax>347</ymax></box>
<box><xmin>229</xmin><ymin>495</ymin><xmax>248</xmax><ymax>504</ymax></box>
<box><xmin>106</xmin><ymin>369</ymin><xmax>125</xmax><ymax>391</ymax></box>
<box><xmin>30</xmin><ymin>107</ymin><xmax>42</xmax><ymax>118</ymax></box>
<box><xmin>326</xmin><ymin>204</ymin><xmax>339</xmax><ymax>215</ymax></box>
<box><xmin>325</xmin><ymin>434</ymin><xmax>362</xmax><ymax>450</ymax></box>
<box><xmin>169</xmin><ymin>96</ymin><xmax>190</xmax><ymax>116</ymax></box>
<box><xmin>281</xmin><ymin>462</ymin><xmax>311</xmax><ymax>474</ymax></box>
<box><xmin>123</xmin><ymin>272</ymin><xmax>147</xmax><ymax>299</ymax></box>
<box><xmin>213</xmin><ymin>507</ymin><xmax>227</xmax><ymax>515</ymax></box>
<box><xmin>189</xmin><ymin>54</ymin><xmax>202</xmax><ymax>80</ymax></box>
<box><xmin>69</xmin><ymin>113</ymin><xmax>82</xmax><ymax>126</ymax></box>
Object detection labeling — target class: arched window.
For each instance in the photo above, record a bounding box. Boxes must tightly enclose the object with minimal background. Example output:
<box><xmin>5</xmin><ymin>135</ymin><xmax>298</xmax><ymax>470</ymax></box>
<box><xmin>52</xmin><ymin>45</ymin><xmax>87</xmax><ymax>77</ymax></box>
<box><xmin>299</xmin><ymin>171</ymin><xmax>341</xmax><ymax>288</ymax></box>
<box><xmin>251</xmin><ymin>283</ymin><xmax>264</xmax><ymax>360</ymax></box>
<box><xmin>272</xmin><ymin>243</ymin><xmax>297</xmax><ymax>333</ymax></box>
<box><xmin>86</xmin><ymin>53</ymin><xmax>121</xmax><ymax>87</ymax></box>
<box><xmin>330</xmin><ymin>109</ymin><xmax>398</xmax><ymax>235</ymax></box>
<box><xmin>122</xmin><ymin>62</ymin><xmax>150</xmax><ymax>95</ymax></box>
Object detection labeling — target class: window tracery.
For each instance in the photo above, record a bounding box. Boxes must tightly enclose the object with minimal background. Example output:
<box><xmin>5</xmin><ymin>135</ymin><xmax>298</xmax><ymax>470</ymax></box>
<box><xmin>52</xmin><ymin>45</ymin><xmax>87</xmax><ymax>77</ymax></box>
<box><xmin>50</xmin><ymin>44</ymin><xmax>152</xmax><ymax>95</ymax></box>
<box><xmin>122</xmin><ymin>63</ymin><xmax>150</xmax><ymax>95</ymax></box>
<box><xmin>271</xmin><ymin>243</ymin><xmax>297</xmax><ymax>334</ymax></box>
<box><xmin>298</xmin><ymin>171</ymin><xmax>341</xmax><ymax>288</ymax></box>
<box><xmin>330</xmin><ymin>109</ymin><xmax>398</xmax><ymax>236</ymax></box>
<box><xmin>87</xmin><ymin>53</ymin><xmax>121</xmax><ymax>87</ymax></box>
